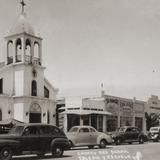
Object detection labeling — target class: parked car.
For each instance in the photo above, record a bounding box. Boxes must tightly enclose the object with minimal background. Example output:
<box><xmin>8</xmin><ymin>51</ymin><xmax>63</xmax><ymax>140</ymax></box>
<box><xmin>66</xmin><ymin>125</ymin><xmax>112</xmax><ymax>149</ymax></box>
<box><xmin>111</xmin><ymin>126</ymin><xmax>148</xmax><ymax>145</ymax></box>
<box><xmin>0</xmin><ymin>123</ymin><xmax>70</xmax><ymax>160</ymax></box>
<box><xmin>148</xmin><ymin>126</ymin><xmax>160</xmax><ymax>142</ymax></box>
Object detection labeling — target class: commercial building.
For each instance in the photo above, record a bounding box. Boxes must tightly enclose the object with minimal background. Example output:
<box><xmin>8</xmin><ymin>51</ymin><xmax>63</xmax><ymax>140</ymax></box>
<box><xmin>60</xmin><ymin>93</ymin><xmax>147</xmax><ymax>133</ymax></box>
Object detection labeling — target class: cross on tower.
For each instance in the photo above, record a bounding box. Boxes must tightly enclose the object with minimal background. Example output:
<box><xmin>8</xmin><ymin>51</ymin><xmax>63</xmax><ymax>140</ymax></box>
<box><xmin>20</xmin><ymin>0</ymin><xmax>26</xmax><ymax>13</ymax></box>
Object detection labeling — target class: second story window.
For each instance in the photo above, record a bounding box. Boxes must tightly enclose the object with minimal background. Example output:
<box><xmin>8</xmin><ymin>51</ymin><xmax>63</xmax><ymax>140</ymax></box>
<box><xmin>31</xmin><ymin>80</ymin><xmax>37</xmax><ymax>96</ymax></box>
<box><xmin>0</xmin><ymin>79</ymin><xmax>3</xmax><ymax>94</ymax></box>
<box><xmin>44</xmin><ymin>86</ymin><xmax>49</xmax><ymax>98</ymax></box>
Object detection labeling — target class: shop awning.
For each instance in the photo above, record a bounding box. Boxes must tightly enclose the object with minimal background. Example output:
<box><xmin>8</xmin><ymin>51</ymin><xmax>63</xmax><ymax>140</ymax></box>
<box><xmin>61</xmin><ymin>109</ymin><xmax>112</xmax><ymax>115</ymax></box>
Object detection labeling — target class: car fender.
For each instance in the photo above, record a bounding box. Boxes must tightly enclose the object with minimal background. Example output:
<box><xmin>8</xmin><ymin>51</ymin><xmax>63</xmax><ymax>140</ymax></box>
<box><xmin>0</xmin><ymin>139</ymin><xmax>20</xmax><ymax>149</ymax></box>
<box><xmin>97</xmin><ymin>133</ymin><xmax>108</xmax><ymax>144</ymax></box>
<box><xmin>51</xmin><ymin>138</ymin><xmax>69</xmax><ymax>149</ymax></box>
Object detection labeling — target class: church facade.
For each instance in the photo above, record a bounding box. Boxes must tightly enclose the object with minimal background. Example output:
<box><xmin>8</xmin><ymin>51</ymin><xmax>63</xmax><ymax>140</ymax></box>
<box><xmin>0</xmin><ymin>3</ymin><xmax>58</xmax><ymax>124</ymax></box>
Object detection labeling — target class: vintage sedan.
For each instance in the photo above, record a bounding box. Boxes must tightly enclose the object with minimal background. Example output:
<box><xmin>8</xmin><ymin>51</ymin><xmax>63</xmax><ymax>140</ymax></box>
<box><xmin>0</xmin><ymin>123</ymin><xmax>70</xmax><ymax>160</ymax></box>
<box><xmin>111</xmin><ymin>126</ymin><xmax>148</xmax><ymax>145</ymax></box>
<box><xmin>66</xmin><ymin>125</ymin><xmax>112</xmax><ymax>149</ymax></box>
<box><xmin>148</xmin><ymin>126</ymin><xmax>160</xmax><ymax>142</ymax></box>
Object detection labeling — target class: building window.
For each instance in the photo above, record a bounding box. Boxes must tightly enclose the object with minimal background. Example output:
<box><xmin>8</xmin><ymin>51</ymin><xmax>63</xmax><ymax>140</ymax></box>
<box><xmin>0</xmin><ymin>79</ymin><xmax>3</xmax><ymax>94</ymax></box>
<box><xmin>44</xmin><ymin>86</ymin><xmax>49</xmax><ymax>98</ymax></box>
<box><xmin>31</xmin><ymin>80</ymin><xmax>37</xmax><ymax>96</ymax></box>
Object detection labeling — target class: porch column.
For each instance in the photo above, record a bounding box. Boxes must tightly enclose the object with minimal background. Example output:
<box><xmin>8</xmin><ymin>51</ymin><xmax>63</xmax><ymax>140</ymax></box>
<box><xmin>103</xmin><ymin>115</ymin><xmax>107</xmax><ymax>132</ymax></box>
<box><xmin>89</xmin><ymin>114</ymin><xmax>91</xmax><ymax>126</ymax></box>
<box><xmin>63</xmin><ymin>114</ymin><xmax>68</xmax><ymax>133</ymax></box>
<box><xmin>80</xmin><ymin>115</ymin><xmax>83</xmax><ymax>126</ymax></box>
<box><xmin>143</xmin><ymin>115</ymin><xmax>146</xmax><ymax>134</ymax></box>
<box><xmin>97</xmin><ymin>115</ymin><xmax>99</xmax><ymax>130</ymax></box>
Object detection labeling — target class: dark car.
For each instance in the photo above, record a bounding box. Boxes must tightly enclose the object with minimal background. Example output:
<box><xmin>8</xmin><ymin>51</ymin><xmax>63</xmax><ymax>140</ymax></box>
<box><xmin>148</xmin><ymin>126</ymin><xmax>160</xmax><ymax>142</ymax></box>
<box><xmin>0</xmin><ymin>123</ymin><xmax>70</xmax><ymax>160</ymax></box>
<box><xmin>111</xmin><ymin>126</ymin><xmax>148</xmax><ymax>145</ymax></box>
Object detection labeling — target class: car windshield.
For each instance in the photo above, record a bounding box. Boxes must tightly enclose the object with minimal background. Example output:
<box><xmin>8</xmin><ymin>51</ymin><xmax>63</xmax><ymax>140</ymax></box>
<box><xmin>119</xmin><ymin>127</ymin><xmax>126</xmax><ymax>133</ymax></box>
<box><xmin>150</xmin><ymin>128</ymin><xmax>159</xmax><ymax>131</ymax></box>
<box><xmin>9</xmin><ymin>126</ymin><xmax>24</xmax><ymax>135</ymax></box>
<box><xmin>69</xmin><ymin>127</ymin><xmax>78</xmax><ymax>133</ymax></box>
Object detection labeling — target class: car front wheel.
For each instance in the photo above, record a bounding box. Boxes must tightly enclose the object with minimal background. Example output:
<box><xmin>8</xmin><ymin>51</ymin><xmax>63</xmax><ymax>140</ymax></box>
<box><xmin>139</xmin><ymin>137</ymin><xmax>144</xmax><ymax>144</ymax></box>
<box><xmin>52</xmin><ymin>145</ymin><xmax>64</xmax><ymax>157</ymax></box>
<box><xmin>0</xmin><ymin>147</ymin><xmax>12</xmax><ymax>160</ymax></box>
<box><xmin>99</xmin><ymin>140</ymin><xmax>107</xmax><ymax>148</ymax></box>
<box><xmin>115</xmin><ymin>139</ymin><xmax>121</xmax><ymax>145</ymax></box>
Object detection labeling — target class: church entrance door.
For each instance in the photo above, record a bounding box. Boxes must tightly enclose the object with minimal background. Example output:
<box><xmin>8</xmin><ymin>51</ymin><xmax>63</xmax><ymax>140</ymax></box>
<box><xmin>29</xmin><ymin>103</ymin><xmax>41</xmax><ymax>123</ymax></box>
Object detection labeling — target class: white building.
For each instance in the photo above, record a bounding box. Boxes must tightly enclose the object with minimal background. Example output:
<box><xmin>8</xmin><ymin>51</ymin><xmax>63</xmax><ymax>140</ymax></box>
<box><xmin>0</xmin><ymin>2</ymin><xmax>58</xmax><ymax>124</ymax></box>
<box><xmin>147</xmin><ymin>95</ymin><xmax>160</xmax><ymax>114</ymax></box>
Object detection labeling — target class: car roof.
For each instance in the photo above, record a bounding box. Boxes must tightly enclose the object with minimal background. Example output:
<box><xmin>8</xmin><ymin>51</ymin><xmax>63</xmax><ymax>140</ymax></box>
<box><xmin>150</xmin><ymin>126</ymin><xmax>160</xmax><ymax>129</ymax></box>
<box><xmin>70</xmin><ymin>125</ymin><xmax>95</xmax><ymax>129</ymax></box>
<box><xmin>15</xmin><ymin>123</ymin><xmax>57</xmax><ymax>128</ymax></box>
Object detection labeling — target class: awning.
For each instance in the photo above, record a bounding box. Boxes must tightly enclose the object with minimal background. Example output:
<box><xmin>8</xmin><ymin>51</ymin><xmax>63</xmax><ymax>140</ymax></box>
<box><xmin>61</xmin><ymin>109</ymin><xmax>112</xmax><ymax>115</ymax></box>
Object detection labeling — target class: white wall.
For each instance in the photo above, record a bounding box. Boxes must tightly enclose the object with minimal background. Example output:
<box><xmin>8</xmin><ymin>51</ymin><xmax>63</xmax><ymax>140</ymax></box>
<box><xmin>15</xmin><ymin>70</ymin><xmax>24</xmax><ymax>96</ymax></box>
<box><xmin>14</xmin><ymin>103</ymin><xmax>24</xmax><ymax>122</ymax></box>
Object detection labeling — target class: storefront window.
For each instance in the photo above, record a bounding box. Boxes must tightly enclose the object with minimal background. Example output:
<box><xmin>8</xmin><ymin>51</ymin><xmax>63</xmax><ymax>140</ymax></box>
<box><xmin>120</xmin><ymin>116</ymin><xmax>133</xmax><ymax>127</ymax></box>
<box><xmin>135</xmin><ymin>117</ymin><xmax>143</xmax><ymax>131</ymax></box>
<box><xmin>107</xmin><ymin>115</ymin><xmax>118</xmax><ymax>132</ymax></box>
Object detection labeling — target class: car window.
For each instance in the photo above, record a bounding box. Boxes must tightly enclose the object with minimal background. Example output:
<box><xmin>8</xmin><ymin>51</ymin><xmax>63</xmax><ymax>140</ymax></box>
<box><xmin>126</xmin><ymin>128</ymin><xmax>132</xmax><ymax>132</ymax></box>
<box><xmin>23</xmin><ymin>126</ymin><xmax>39</xmax><ymax>136</ymax></box>
<box><xmin>9</xmin><ymin>126</ymin><xmax>24</xmax><ymax>135</ymax></box>
<box><xmin>119</xmin><ymin>127</ymin><xmax>126</xmax><ymax>132</ymax></box>
<box><xmin>69</xmin><ymin>127</ymin><xmax>78</xmax><ymax>133</ymax></box>
<box><xmin>50</xmin><ymin>126</ymin><xmax>61</xmax><ymax>135</ymax></box>
<box><xmin>39</xmin><ymin>126</ymin><xmax>50</xmax><ymax>135</ymax></box>
<box><xmin>79</xmin><ymin>128</ymin><xmax>89</xmax><ymax>133</ymax></box>
<box><xmin>131</xmin><ymin>128</ymin><xmax>139</xmax><ymax>133</ymax></box>
<box><xmin>90</xmin><ymin>128</ymin><xmax>96</xmax><ymax>132</ymax></box>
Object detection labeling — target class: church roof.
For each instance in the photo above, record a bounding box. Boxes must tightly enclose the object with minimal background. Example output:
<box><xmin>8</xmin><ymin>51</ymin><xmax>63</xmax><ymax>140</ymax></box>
<box><xmin>9</xmin><ymin>12</ymin><xmax>35</xmax><ymax>36</ymax></box>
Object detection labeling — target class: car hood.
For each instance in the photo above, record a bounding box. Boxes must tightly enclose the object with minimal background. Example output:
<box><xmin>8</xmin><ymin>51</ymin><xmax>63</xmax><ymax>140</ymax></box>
<box><xmin>0</xmin><ymin>134</ymin><xmax>19</xmax><ymax>139</ymax></box>
<box><xmin>111</xmin><ymin>132</ymin><xmax>124</xmax><ymax>137</ymax></box>
<box><xmin>66</xmin><ymin>132</ymin><xmax>76</xmax><ymax>139</ymax></box>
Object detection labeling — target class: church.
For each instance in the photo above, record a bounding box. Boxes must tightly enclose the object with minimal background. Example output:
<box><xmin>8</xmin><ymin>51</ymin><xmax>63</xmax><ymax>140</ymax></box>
<box><xmin>0</xmin><ymin>1</ymin><xmax>58</xmax><ymax>124</ymax></box>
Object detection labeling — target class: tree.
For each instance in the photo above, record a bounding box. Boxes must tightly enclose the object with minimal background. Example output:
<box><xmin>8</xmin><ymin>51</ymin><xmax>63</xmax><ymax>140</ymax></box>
<box><xmin>145</xmin><ymin>112</ymin><xmax>160</xmax><ymax>131</ymax></box>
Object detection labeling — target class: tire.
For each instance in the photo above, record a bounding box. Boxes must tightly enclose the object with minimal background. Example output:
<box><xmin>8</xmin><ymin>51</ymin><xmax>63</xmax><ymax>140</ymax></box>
<box><xmin>37</xmin><ymin>152</ymin><xmax>45</xmax><ymax>158</ymax></box>
<box><xmin>0</xmin><ymin>147</ymin><xmax>12</xmax><ymax>160</ymax></box>
<box><xmin>52</xmin><ymin>145</ymin><xmax>64</xmax><ymax>157</ymax></box>
<box><xmin>69</xmin><ymin>140</ymin><xmax>73</xmax><ymax>148</ymax></box>
<box><xmin>139</xmin><ymin>137</ymin><xmax>144</xmax><ymax>144</ymax></box>
<box><xmin>99</xmin><ymin>140</ymin><xmax>107</xmax><ymax>148</ymax></box>
<box><xmin>128</xmin><ymin>142</ymin><xmax>132</xmax><ymax>144</ymax></box>
<box><xmin>115</xmin><ymin>139</ymin><xmax>121</xmax><ymax>145</ymax></box>
<box><xmin>88</xmin><ymin>145</ymin><xmax>94</xmax><ymax>149</ymax></box>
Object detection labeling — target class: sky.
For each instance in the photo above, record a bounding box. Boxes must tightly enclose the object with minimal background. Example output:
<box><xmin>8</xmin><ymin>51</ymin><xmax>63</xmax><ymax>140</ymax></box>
<box><xmin>1</xmin><ymin>0</ymin><xmax>160</xmax><ymax>101</ymax></box>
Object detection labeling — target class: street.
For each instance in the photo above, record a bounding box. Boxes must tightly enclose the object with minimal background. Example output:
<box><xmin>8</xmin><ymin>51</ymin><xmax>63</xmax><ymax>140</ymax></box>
<box><xmin>13</xmin><ymin>142</ymin><xmax>160</xmax><ymax>160</ymax></box>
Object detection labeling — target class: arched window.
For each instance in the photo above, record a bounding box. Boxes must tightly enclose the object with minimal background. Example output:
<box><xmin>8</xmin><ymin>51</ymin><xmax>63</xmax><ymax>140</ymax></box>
<box><xmin>33</xmin><ymin>42</ymin><xmax>41</xmax><ymax>65</ymax></box>
<box><xmin>0</xmin><ymin>109</ymin><xmax>2</xmax><ymax>121</ymax></box>
<box><xmin>16</xmin><ymin>38</ymin><xmax>22</xmax><ymax>62</ymax></box>
<box><xmin>25</xmin><ymin>39</ymin><xmax>31</xmax><ymax>63</ymax></box>
<box><xmin>31</xmin><ymin>80</ymin><xmax>37</xmax><ymax>96</ymax></box>
<box><xmin>34</xmin><ymin>42</ymin><xmax>40</xmax><ymax>58</ymax></box>
<box><xmin>7</xmin><ymin>41</ymin><xmax>13</xmax><ymax>64</ymax></box>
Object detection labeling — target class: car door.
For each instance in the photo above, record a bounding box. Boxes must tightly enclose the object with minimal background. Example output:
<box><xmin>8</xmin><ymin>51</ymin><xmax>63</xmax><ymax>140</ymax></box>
<box><xmin>124</xmin><ymin>127</ymin><xmax>134</xmax><ymax>142</ymax></box>
<box><xmin>76</xmin><ymin>127</ymin><xmax>91</xmax><ymax>145</ymax></box>
<box><xmin>20</xmin><ymin>126</ymin><xmax>40</xmax><ymax>151</ymax></box>
<box><xmin>131</xmin><ymin>127</ymin><xmax>139</xmax><ymax>141</ymax></box>
<box><xmin>39</xmin><ymin>126</ymin><xmax>52</xmax><ymax>152</ymax></box>
<box><xmin>89</xmin><ymin>127</ymin><xmax>98</xmax><ymax>144</ymax></box>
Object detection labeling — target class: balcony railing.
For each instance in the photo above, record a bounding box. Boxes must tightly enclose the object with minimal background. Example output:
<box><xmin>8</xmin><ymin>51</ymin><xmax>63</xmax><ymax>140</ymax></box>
<box><xmin>16</xmin><ymin>55</ymin><xmax>22</xmax><ymax>62</ymax></box>
<box><xmin>7</xmin><ymin>56</ymin><xmax>13</xmax><ymax>64</ymax></box>
<box><xmin>12</xmin><ymin>55</ymin><xmax>41</xmax><ymax>65</ymax></box>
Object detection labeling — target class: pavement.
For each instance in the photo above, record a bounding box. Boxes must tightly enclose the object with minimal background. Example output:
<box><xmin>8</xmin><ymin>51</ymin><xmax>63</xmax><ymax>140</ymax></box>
<box><xmin>13</xmin><ymin>142</ymin><xmax>160</xmax><ymax>160</ymax></box>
